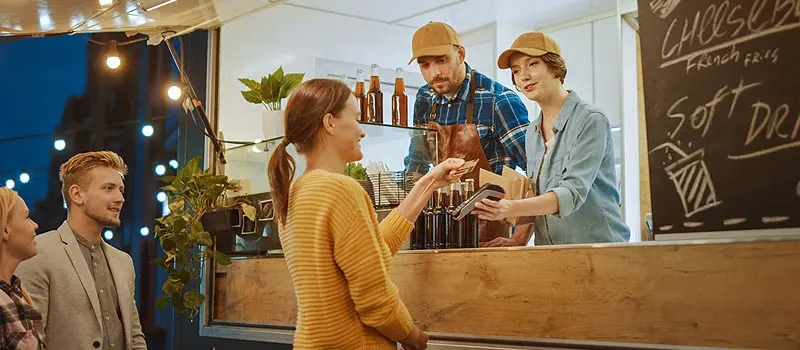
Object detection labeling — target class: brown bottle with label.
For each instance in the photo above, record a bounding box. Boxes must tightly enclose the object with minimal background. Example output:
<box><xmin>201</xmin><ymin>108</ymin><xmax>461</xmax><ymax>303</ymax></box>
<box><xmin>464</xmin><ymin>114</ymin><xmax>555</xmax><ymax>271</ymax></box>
<box><xmin>354</xmin><ymin>69</ymin><xmax>368</xmax><ymax>123</ymax></box>
<box><xmin>392</xmin><ymin>68</ymin><xmax>408</xmax><ymax>126</ymax></box>
<box><xmin>366</xmin><ymin>64</ymin><xmax>383</xmax><ymax>124</ymax></box>
<box><xmin>464</xmin><ymin>179</ymin><xmax>480</xmax><ymax>248</ymax></box>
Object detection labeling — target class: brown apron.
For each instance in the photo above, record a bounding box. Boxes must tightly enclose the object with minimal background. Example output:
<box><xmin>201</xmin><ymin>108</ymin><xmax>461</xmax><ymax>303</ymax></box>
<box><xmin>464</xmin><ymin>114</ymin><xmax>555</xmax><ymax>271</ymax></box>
<box><xmin>425</xmin><ymin>71</ymin><xmax>511</xmax><ymax>243</ymax></box>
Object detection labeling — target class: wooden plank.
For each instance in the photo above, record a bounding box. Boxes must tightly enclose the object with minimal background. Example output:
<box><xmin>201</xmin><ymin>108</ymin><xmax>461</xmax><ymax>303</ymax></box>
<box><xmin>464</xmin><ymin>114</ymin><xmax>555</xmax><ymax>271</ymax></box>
<box><xmin>213</xmin><ymin>240</ymin><xmax>800</xmax><ymax>349</ymax></box>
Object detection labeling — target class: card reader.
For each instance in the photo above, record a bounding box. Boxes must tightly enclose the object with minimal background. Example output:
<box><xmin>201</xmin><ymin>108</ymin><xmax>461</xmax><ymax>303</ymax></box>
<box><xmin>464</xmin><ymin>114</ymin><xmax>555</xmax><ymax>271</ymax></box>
<box><xmin>452</xmin><ymin>183</ymin><xmax>505</xmax><ymax>221</ymax></box>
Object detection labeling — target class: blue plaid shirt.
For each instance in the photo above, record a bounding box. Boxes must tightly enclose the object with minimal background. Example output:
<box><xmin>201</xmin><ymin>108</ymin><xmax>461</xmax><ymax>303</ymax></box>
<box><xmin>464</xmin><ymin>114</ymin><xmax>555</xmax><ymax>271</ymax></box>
<box><xmin>405</xmin><ymin>64</ymin><xmax>529</xmax><ymax>174</ymax></box>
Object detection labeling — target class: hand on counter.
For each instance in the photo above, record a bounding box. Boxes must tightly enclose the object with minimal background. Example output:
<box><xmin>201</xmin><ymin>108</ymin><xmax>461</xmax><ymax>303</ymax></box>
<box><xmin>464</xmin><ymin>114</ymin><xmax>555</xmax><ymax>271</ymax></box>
<box><xmin>400</xmin><ymin>325</ymin><xmax>429</xmax><ymax>350</ymax></box>
<box><xmin>472</xmin><ymin>198</ymin><xmax>515</xmax><ymax>221</ymax></box>
<box><xmin>482</xmin><ymin>237</ymin><xmax>524</xmax><ymax>247</ymax></box>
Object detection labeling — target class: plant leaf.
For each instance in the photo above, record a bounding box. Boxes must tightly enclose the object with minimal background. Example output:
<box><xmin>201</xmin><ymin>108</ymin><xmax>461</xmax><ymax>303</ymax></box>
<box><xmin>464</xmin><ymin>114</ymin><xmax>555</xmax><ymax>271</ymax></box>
<box><xmin>168</xmin><ymin>198</ymin><xmax>186</xmax><ymax>213</ymax></box>
<box><xmin>280</xmin><ymin>73</ymin><xmax>304</xmax><ymax>98</ymax></box>
<box><xmin>241</xmin><ymin>203</ymin><xmax>256</xmax><ymax>222</ymax></box>
<box><xmin>213</xmin><ymin>251</ymin><xmax>232</xmax><ymax>266</ymax></box>
<box><xmin>155</xmin><ymin>295</ymin><xmax>170</xmax><ymax>309</ymax></box>
<box><xmin>238</xmin><ymin>78</ymin><xmax>261</xmax><ymax>91</ymax></box>
<box><xmin>183</xmin><ymin>290</ymin><xmax>204</xmax><ymax>309</ymax></box>
<box><xmin>170</xmin><ymin>269</ymin><xmax>192</xmax><ymax>284</ymax></box>
<box><xmin>161</xmin><ymin>175</ymin><xmax>176</xmax><ymax>184</ymax></box>
<box><xmin>262</xmin><ymin>75</ymin><xmax>282</xmax><ymax>104</ymax></box>
<box><xmin>241</xmin><ymin>90</ymin><xmax>263</xmax><ymax>104</ymax></box>
<box><xmin>191</xmin><ymin>231</ymin><xmax>213</xmax><ymax>247</ymax></box>
<box><xmin>274</xmin><ymin>66</ymin><xmax>285</xmax><ymax>80</ymax></box>
<box><xmin>162</xmin><ymin>279</ymin><xmax>183</xmax><ymax>295</ymax></box>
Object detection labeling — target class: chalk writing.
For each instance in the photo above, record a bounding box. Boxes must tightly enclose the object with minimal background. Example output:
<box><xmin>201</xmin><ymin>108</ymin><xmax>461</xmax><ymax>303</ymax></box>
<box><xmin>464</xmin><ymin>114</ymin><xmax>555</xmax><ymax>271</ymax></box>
<box><xmin>650</xmin><ymin>0</ymin><xmax>684</xmax><ymax>19</ymax></box>
<box><xmin>659</xmin><ymin>0</ymin><xmax>800</xmax><ymax>68</ymax></box>
<box><xmin>729</xmin><ymin>101</ymin><xmax>800</xmax><ymax>159</ymax></box>
<box><xmin>666</xmin><ymin>79</ymin><xmax>761</xmax><ymax>139</ymax></box>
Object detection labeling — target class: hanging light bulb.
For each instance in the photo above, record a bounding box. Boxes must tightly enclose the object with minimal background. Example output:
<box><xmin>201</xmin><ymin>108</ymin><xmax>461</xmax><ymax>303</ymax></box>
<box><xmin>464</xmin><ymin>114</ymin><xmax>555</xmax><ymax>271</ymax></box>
<box><xmin>54</xmin><ymin>139</ymin><xmax>66</xmax><ymax>151</ymax></box>
<box><xmin>167</xmin><ymin>85</ymin><xmax>182</xmax><ymax>100</ymax></box>
<box><xmin>106</xmin><ymin>41</ymin><xmax>121</xmax><ymax>69</ymax></box>
<box><xmin>19</xmin><ymin>173</ymin><xmax>30</xmax><ymax>184</ymax></box>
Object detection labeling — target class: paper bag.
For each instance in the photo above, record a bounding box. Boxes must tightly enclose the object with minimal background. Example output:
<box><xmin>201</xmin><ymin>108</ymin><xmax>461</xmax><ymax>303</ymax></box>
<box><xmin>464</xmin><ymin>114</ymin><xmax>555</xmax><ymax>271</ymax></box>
<box><xmin>479</xmin><ymin>167</ymin><xmax>531</xmax><ymax>225</ymax></box>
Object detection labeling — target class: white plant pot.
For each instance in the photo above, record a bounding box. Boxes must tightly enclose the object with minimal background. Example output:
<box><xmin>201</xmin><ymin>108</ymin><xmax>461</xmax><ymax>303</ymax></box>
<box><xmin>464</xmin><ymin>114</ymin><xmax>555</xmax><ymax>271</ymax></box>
<box><xmin>262</xmin><ymin>109</ymin><xmax>285</xmax><ymax>140</ymax></box>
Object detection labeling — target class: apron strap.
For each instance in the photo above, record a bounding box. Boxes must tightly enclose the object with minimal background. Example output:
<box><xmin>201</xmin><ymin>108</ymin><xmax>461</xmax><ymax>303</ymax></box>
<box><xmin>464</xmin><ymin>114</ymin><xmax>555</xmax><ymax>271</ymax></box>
<box><xmin>466</xmin><ymin>70</ymin><xmax>477</xmax><ymax>125</ymax></box>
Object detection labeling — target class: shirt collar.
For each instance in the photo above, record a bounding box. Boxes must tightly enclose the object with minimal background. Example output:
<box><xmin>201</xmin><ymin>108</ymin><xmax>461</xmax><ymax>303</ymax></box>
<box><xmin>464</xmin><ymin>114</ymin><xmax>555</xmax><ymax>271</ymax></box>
<box><xmin>0</xmin><ymin>275</ymin><xmax>23</xmax><ymax>296</ymax></box>
<box><xmin>73</xmin><ymin>231</ymin><xmax>102</xmax><ymax>250</ymax></box>
<box><xmin>533</xmin><ymin>90</ymin><xmax>580</xmax><ymax>133</ymax></box>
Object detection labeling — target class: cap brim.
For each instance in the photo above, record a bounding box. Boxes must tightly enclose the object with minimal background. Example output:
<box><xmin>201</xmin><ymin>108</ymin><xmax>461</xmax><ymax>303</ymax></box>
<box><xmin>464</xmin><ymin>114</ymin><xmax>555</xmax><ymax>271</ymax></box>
<box><xmin>497</xmin><ymin>48</ymin><xmax>549</xmax><ymax>69</ymax></box>
<box><xmin>408</xmin><ymin>44</ymin><xmax>456</xmax><ymax>64</ymax></box>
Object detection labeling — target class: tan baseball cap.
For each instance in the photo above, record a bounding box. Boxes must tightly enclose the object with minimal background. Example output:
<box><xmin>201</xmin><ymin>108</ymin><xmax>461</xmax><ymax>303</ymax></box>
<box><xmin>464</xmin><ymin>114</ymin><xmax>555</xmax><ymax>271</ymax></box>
<box><xmin>409</xmin><ymin>22</ymin><xmax>461</xmax><ymax>64</ymax></box>
<box><xmin>497</xmin><ymin>32</ymin><xmax>561</xmax><ymax>69</ymax></box>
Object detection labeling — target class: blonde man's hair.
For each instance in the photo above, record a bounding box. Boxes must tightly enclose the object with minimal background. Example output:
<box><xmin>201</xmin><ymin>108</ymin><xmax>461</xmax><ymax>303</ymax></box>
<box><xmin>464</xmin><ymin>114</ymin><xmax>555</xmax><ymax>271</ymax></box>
<box><xmin>59</xmin><ymin>151</ymin><xmax>128</xmax><ymax>208</ymax></box>
<box><xmin>0</xmin><ymin>188</ymin><xmax>20</xmax><ymax>235</ymax></box>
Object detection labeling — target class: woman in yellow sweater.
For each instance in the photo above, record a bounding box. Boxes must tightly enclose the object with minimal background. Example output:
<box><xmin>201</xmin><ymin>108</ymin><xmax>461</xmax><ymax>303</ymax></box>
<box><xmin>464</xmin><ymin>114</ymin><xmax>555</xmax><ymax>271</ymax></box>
<box><xmin>268</xmin><ymin>78</ymin><xmax>463</xmax><ymax>350</ymax></box>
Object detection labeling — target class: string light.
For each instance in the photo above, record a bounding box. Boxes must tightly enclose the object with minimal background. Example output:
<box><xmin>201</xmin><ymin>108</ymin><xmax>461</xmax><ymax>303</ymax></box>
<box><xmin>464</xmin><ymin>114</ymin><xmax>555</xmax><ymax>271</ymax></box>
<box><xmin>157</xmin><ymin>191</ymin><xmax>167</xmax><ymax>202</ymax></box>
<box><xmin>4</xmin><ymin>180</ymin><xmax>14</xmax><ymax>189</ymax></box>
<box><xmin>141</xmin><ymin>124</ymin><xmax>154</xmax><ymax>137</ymax></box>
<box><xmin>106</xmin><ymin>41</ymin><xmax>121</xmax><ymax>69</ymax></box>
<box><xmin>169</xmin><ymin>160</ymin><xmax>178</xmax><ymax>169</ymax></box>
<box><xmin>155</xmin><ymin>164</ymin><xmax>166</xmax><ymax>176</ymax></box>
<box><xmin>103</xmin><ymin>230</ymin><xmax>114</xmax><ymax>240</ymax></box>
<box><xmin>19</xmin><ymin>173</ymin><xmax>30</xmax><ymax>184</ymax></box>
<box><xmin>54</xmin><ymin>139</ymin><xmax>66</xmax><ymax>151</ymax></box>
<box><xmin>140</xmin><ymin>227</ymin><xmax>150</xmax><ymax>236</ymax></box>
<box><xmin>167</xmin><ymin>85</ymin><xmax>182</xmax><ymax>100</ymax></box>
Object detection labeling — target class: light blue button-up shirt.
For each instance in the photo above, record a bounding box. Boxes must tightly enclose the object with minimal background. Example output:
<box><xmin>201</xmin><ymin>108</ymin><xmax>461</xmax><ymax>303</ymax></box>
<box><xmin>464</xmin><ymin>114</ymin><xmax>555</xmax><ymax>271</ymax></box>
<box><xmin>527</xmin><ymin>91</ymin><xmax>630</xmax><ymax>245</ymax></box>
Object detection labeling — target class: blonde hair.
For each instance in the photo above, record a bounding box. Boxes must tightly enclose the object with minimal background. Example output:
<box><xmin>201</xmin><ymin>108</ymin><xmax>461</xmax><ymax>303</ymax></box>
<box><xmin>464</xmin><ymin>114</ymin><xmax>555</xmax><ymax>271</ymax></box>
<box><xmin>0</xmin><ymin>188</ymin><xmax>19</xmax><ymax>237</ymax></box>
<box><xmin>59</xmin><ymin>151</ymin><xmax>128</xmax><ymax>208</ymax></box>
<box><xmin>0</xmin><ymin>188</ymin><xmax>36</xmax><ymax>306</ymax></box>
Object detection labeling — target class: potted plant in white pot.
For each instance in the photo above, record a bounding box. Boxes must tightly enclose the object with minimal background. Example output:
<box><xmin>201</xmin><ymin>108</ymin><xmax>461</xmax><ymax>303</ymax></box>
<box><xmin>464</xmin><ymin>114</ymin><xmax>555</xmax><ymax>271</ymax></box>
<box><xmin>239</xmin><ymin>67</ymin><xmax>305</xmax><ymax>140</ymax></box>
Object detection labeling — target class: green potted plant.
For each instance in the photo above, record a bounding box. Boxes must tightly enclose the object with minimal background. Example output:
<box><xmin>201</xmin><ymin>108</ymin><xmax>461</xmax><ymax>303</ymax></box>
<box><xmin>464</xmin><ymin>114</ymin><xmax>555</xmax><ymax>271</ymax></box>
<box><xmin>345</xmin><ymin>162</ymin><xmax>374</xmax><ymax>203</ymax></box>
<box><xmin>154</xmin><ymin>156</ymin><xmax>256</xmax><ymax>318</ymax></box>
<box><xmin>239</xmin><ymin>66</ymin><xmax>305</xmax><ymax>140</ymax></box>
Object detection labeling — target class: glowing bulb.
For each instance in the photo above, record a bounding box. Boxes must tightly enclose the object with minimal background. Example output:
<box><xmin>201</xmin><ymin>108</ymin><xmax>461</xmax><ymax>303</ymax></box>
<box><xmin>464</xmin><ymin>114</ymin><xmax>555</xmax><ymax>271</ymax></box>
<box><xmin>169</xmin><ymin>160</ymin><xmax>178</xmax><ymax>169</ymax></box>
<box><xmin>155</xmin><ymin>165</ymin><xmax>166</xmax><ymax>176</ymax></box>
<box><xmin>4</xmin><ymin>180</ymin><xmax>14</xmax><ymax>189</ymax></box>
<box><xmin>54</xmin><ymin>139</ymin><xmax>66</xmax><ymax>151</ymax></box>
<box><xmin>157</xmin><ymin>191</ymin><xmax>167</xmax><ymax>202</ymax></box>
<box><xmin>106</xmin><ymin>41</ymin><xmax>120</xmax><ymax>69</ymax></box>
<box><xmin>140</xmin><ymin>227</ymin><xmax>150</xmax><ymax>236</ymax></box>
<box><xmin>103</xmin><ymin>230</ymin><xmax>114</xmax><ymax>240</ymax></box>
<box><xmin>106</xmin><ymin>55</ymin><xmax>121</xmax><ymax>69</ymax></box>
<box><xmin>167</xmin><ymin>85</ymin><xmax>182</xmax><ymax>100</ymax></box>
<box><xmin>141</xmin><ymin>124</ymin><xmax>154</xmax><ymax>137</ymax></box>
<box><xmin>19</xmin><ymin>173</ymin><xmax>30</xmax><ymax>184</ymax></box>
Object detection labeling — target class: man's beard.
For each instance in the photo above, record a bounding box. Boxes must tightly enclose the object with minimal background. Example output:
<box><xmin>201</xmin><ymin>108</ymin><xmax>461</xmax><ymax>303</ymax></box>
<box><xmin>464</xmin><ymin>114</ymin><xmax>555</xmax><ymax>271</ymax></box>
<box><xmin>86</xmin><ymin>206</ymin><xmax>121</xmax><ymax>227</ymax></box>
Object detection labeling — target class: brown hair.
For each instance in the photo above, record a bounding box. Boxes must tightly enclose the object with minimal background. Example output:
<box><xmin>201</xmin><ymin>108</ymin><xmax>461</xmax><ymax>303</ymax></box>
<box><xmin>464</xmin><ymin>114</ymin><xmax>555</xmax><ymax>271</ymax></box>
<box><xmin>59</xmin><ymin>151</ymin><xmax>128</xmax><ymax>209</ymax></box>
<box><xmin>512</xmin><ymin>52</ymin><xmax>567</xmax><ymax>86</ymax></box>
<box><xmin>268</xmin><ymin>79</ymin><xmax>353</xmax><ymax>225</ymax></box>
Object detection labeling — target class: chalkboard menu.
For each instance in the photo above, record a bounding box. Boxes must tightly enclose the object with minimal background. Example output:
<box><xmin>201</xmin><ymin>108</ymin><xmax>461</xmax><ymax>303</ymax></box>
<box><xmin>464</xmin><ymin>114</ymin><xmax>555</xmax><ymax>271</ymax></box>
<box><xmin>638</xmin><ymin>0</ymin><xmax>800</xmax><ymax>235</ymax></box>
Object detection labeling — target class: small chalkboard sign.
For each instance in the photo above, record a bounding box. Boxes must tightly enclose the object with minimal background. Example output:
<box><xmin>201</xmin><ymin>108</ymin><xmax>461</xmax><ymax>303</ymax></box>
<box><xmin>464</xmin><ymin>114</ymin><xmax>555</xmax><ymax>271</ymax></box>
<box><xmin>638</xmin><ymin>0</ymin><xmax>800</xmax><ymax>235</ymax></box>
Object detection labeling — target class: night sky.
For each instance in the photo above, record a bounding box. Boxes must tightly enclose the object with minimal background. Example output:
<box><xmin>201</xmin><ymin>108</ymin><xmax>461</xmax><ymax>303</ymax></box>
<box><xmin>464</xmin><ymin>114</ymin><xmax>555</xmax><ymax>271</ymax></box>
<box><xmin>0</xmin><ymin>35</ymin><xmax>88</xmax><ymax>210</ymax></box>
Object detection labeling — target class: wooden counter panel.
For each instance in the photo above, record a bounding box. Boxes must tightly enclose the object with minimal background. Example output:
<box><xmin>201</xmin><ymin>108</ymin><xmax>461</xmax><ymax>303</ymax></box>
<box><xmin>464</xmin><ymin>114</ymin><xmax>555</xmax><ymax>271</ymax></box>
<box><xmin>213</xmin><ymin>241</ymin><xmax>800</xmax><ymax>349</ymax></box>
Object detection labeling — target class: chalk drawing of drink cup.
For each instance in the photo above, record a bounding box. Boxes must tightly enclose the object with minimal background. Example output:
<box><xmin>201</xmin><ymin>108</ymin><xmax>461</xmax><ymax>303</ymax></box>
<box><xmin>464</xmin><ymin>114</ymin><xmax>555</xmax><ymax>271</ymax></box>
<box><xmin>651</xmin><ymin>143</ymin><xmax>722</xmax><ymax>218</ymax></box>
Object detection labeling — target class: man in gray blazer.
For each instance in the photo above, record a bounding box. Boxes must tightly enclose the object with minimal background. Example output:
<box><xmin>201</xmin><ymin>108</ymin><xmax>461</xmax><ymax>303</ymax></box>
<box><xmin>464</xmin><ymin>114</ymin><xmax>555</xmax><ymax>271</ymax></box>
<box><xmin>17</xmin><ymin>151</ymin><xmax>146</xmax><ymax>349</ymax></box>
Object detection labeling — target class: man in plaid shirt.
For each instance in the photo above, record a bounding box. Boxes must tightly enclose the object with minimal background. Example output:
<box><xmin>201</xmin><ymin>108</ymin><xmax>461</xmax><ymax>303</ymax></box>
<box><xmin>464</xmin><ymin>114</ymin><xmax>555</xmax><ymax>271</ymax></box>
<box><xmin>405</xmin><ymin>22</ymin><xmax>529</xmax><ymax>176</ymax></box>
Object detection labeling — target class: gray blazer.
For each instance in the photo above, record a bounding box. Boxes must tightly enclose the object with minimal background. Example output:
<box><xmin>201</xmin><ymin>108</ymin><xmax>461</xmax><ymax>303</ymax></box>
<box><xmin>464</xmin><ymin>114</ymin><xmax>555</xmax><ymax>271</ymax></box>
<box><xmin>16</xmin><ymin>221</ymin><xmax>146</xmax><ymax>349</ymax></box>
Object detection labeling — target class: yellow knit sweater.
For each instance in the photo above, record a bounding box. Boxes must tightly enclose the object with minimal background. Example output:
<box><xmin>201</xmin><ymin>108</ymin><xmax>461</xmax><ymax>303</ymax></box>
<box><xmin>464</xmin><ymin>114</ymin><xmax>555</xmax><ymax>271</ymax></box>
<box><xmin>280</xmin><ymin>169</ymin><xmax>414</xmax><ymax>349</ymax></box>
